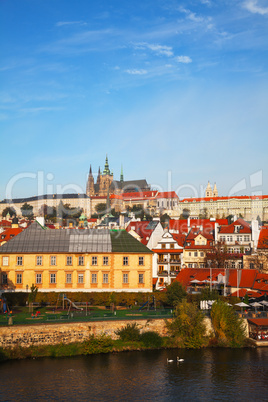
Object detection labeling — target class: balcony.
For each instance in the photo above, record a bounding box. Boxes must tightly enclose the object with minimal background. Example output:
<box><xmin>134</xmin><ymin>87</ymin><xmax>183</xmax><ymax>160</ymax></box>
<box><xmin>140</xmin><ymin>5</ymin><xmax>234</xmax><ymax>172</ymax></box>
<box><xmin>170</xmin><ymin>259</ymin><xmax>180</xmax><ymax>264</ymax></box>
<box><xmin>158</xmin><ymin>259</ymin><xmax>168</xmax><ymax>264</ymax></box>
<box><xmin>158</xmin><ymin>270</ymin><xmax>168</xmax><ymax>277</ymax></box>
<box><xmin>170</xmin><ymin>271</ymin><xmax>179</xmax><ymax>277</ymax></box>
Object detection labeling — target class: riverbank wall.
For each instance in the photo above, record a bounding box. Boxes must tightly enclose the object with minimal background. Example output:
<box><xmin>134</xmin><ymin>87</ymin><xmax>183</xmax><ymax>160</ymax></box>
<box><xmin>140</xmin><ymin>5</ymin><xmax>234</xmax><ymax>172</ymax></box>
<box><xmin>0</xmin><ymin>317</ymin><xmax>214</xmax><ymax>349</ymax></box>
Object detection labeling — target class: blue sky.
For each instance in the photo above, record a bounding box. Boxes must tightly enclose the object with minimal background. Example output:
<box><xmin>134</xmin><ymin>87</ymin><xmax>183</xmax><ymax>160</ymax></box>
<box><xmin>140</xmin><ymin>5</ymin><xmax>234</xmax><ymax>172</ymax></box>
<box><xmin>1</xmin><ymin>0</ymin><xmax>268</xmax><ymax>200</ymax></box>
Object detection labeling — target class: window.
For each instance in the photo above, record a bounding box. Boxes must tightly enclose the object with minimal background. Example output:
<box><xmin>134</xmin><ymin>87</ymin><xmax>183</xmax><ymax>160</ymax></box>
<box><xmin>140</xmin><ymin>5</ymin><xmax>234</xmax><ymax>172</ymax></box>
<box><xmin>50</xmin><ymin>273</ymin><xmax>56</xmax><ymax>284</ymax></box>
<box><xmin>103</xmin><ymin>256</ymin><xmax>109</xmax><ymax>265</ymax></box>
<box><xmin>36</xmin><ymin>256</ymin><xmax>42</xmax><ymax>266</ymax></box>
<box><xmin>188</xmin><ymin>252</ymin><xmax>191</xmax><ymax>256</ymax></box>
<box><xmin>123</xmin><ymin>256</ymin><xmax>129</xmax><ymax>266</ymax></box>
<box><xmin>200</xmin><ymin>252</ymin><xmax>204</xmax><ymax>257</ymax></box>
<box><xmin>92</xmin><ymin>256</ymin><xmax>97</xmax><ymax>266</ymax></box>
<box><xmin>194</xmin><ymin>252</ymin><xmax>198</xmax><ymax>257</ymax></box>
<box><xmin>17</xmin><ymin>256</ymin><xmax>23</xmax><ymax>266</ymax></box>
<box><xmin>139</xmin><ymin>273</ymin><xmax>144</xmax><ymax>284</ymax></box>
<box><xmin>139</xmin><ymin>257</ymin><xmax>144</xmax><ymax>266</ymax></box>
<box><xmin>231</xmin><ymin>261</ymin><xmax>236</xmax><ymax>269</ymax></box>
<box><xmin>250</xmin><ymin>263</ymin><xmax>254</xmax><ymax>270</ymax></box>
<box><xmin>2</xmin><ymin>273</ymin><xmax>8</xmax><ymax>285</ymax></box>
<box><xmin>78</xmin><ymin>273</ymin><xmax>84</xmax><ymax>283</ymax></box>
<box><xmin>170</xmin><ymin>244</ymin><xmax>174</xmax><ymax>249</ymax></box>
<box><xmin>238</xmin><ymin>262</ymin><xmax>243</xmax><ymax>269</ymax></box>
<box><xmin>159</xmin><ymin>265</ymin><xmax>164</xmax><ymax>273</ymax></box>
<box><xmin>66</xmin><ymin>256</ymin><xmax>72</xmax><ymax>266</ymax></box>
<box><xmin>50</xmin><ymin>256</ymin><xmax>56</xmax><ymax>266</ymax></box>
<box><xmin>36</xmin><ymin>273</ymin><xmax>42</xmax><ymax>284</ymax></box>
<box><xmin>91</xmin><ymin>273</ymin><xmax>97</xmax><ymax>283</ymax></box>
<box><xmin>78</xmin><ymin>256</ymin><xmax>84</xmax><ymax>266</ymax></box>
<box><xmin>2</xmin><ymin>257</ymin><xmax>9</xmax><ymax>266</ymax></box>
<box><xmin>16</xmin><ymin>273</ymin><xmax>22</xmax><ymax>284</ymax></box>
<box><xmin>245</xmin><ymin>235</ymin><xmax>250</xmax><ymax>242</ymax></box>
<box><xmin>123</xmin><ymin>273</ymin><xmax>129</xmax><ymax>283</ymax></box>
<box><xmin>161</xmin><ymin>244</ymin><xmax>166</xmax><ymax>249</ymax></box>
<box><xmin>66</xmin><ymin>273</ymin><xmax>72</xmax><ymax>283</ymax></box>
<box><xmin>188</xmin><ymin>264</ymin><xmax>193</xmax><ymax>268</ymax></box>
<box><xmin>103</xmin><ymin>273</ymin><xmax>109</xmax><ymax>284</ymax></box>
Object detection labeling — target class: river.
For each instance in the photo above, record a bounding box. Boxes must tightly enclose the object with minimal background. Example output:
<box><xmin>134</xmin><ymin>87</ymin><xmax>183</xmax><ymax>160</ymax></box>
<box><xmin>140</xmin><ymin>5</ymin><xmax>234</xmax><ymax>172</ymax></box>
<box><xmin>0</xmin><ymin>348</ymin><xmax>268</xmax><ymax>401</ymax></box>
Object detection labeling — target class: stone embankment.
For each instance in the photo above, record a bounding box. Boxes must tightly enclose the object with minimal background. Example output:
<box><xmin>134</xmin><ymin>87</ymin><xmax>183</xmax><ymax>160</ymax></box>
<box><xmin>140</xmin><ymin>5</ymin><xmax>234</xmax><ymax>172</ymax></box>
<box><xmin>0</xmin><ymin>319</ymin><xmax>170</xmax><ymax>349</ymax></box>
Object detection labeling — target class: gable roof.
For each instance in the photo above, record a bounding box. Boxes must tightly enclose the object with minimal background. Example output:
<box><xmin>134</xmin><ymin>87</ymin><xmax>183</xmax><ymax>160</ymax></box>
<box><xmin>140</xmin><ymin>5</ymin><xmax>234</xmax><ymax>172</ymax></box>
<box><xmin>257</xmin><ymin>227</ymin><xmax>268</xmax><ymax>249</ymax></box>
<box><xmin>219</xmin><ymin>219</ymin><xmax>251</xmax><ymax>234</ymax></box>
<box><xmin>0</xmin><ymin>221</ymin><xmax>152</xmax><ymax>254</ymax></box>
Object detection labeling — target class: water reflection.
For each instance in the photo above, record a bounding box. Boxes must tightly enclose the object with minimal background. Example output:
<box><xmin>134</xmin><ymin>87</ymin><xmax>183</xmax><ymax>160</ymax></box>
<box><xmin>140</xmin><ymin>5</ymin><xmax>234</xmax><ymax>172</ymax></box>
<box><xmin>0</xmin><ymin>348</ymin><xmax>268</xmax><ymax>401</ymax></box>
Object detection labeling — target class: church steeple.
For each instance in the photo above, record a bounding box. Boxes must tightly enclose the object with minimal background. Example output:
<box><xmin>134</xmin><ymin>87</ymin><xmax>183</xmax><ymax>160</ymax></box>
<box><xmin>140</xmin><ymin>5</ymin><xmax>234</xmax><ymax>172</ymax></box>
<box><xmin>120</xmin><ymin>165</ymin><xmax>124</xmax><ymax>183</ymax></box>
<box><xmin>205</xmin><ymin>181</ymin><xmax>213</xmax><ymax>198</ymax></box>
<box><xmin>213</xmin><ymin>182</ymin><xmax>218</xmax><ymax>197</ymax></box>
<box><xmin>103</xmin><ymin>155</ymin><xmax>111</xmax><ymax>175</ymax></box>
<box><xmin>86</xmin><ymin>164</ymin><xmax>95</xmax><ymax>197</ymax></box>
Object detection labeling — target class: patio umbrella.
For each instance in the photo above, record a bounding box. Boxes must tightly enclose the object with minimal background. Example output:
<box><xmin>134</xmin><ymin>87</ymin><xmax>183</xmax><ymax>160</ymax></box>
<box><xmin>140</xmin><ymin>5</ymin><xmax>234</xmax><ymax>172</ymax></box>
<box><xmin>250</xmin><ymin>302</ymin><xmax>262</xmax><ymax>314</ymax></box>
<box><xmin>235</xmin><ymin>302</ymin><xmax>249</xmax><ymax>313</ymax></box>
<box><xmin>259</xmin><ymin>300</ymin><xmax>268</xmax><ymax>311</ymax></box>
<box><xmin>190</xmin><ymin>279</ymin><xmax>201</xmax><ymax>283</ymax></box>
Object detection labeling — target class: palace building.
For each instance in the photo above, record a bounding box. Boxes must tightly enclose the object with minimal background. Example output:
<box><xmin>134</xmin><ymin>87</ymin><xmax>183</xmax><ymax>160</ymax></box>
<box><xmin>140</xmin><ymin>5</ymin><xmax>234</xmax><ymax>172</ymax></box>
<box><xmin>0</xmin><ymin>221</ymin><xmax>153</xmax><ymax>292</ymax></box>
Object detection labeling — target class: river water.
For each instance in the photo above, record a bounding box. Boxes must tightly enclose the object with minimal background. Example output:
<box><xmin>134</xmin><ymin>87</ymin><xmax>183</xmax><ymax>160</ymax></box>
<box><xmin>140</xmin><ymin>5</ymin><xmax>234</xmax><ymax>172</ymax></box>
<box><xmin>0</xmin><ymin>348</ymin><xmax>268</xmax><ymax>401</ymax></box>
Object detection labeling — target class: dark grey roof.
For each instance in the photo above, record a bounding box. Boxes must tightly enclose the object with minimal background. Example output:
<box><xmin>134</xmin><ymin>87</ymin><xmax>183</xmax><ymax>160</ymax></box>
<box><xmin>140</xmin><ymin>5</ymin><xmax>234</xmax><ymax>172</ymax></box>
<box><xmin>1</xmin><ymin>193</ymin><xmax>89</xmax><ymax>204</ymax></box>
<box><xmin>111</xmin><ymin>179</ymin><xmax>150</xmax><ymax>193</ymax></box>
<box><xmin>0</xmin><ymin>222</ymin><xmax>151</xmax><ymax>254</ymax></box>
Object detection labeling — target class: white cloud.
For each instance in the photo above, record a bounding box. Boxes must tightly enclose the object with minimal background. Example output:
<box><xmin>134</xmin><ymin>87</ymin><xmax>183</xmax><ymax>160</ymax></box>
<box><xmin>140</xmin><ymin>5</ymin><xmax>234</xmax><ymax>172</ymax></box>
<box><xmin>243</xmin><ymin>0</ymin><xmax>268</xmax><ymax>15</ymax></box>
<box><xmin>134</xmin><ymin>42</ymin><xmax>173</xmax><ymax>57</ymax></box>
<box><xmin>56</xmin><ymin>21</ymin><xmax>87</xmax><ymax>27</ymax></box>
<box><xmin>175</xmin><ymin>56</ymin><xmax>192</xmax><ymax>64</ymax></box>
<box><xmin>125</xmin><ymin>69</ymin><xmax>148</xmax><ymax>75</ymax></box>
<box><xmin>179</xmin><ymin>7</ymin><xmax>204</xmax><ymax>22</ymax></box>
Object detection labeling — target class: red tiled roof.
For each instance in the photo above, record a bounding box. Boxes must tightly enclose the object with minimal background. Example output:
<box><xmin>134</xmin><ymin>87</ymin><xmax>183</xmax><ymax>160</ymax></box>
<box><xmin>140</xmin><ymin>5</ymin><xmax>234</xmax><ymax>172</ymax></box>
<box><xmin>0</xmin><ymin>220</ymin><xmax>12</xmax><ymax>228</ymax></box>
<box><xmin>219</xmin><ymin>219</ymin><xmax>251</xmax><ymax>234</ymax></box>
<box><xmin>156</xmin><ymin>191</ymin><xmax>178</xmax><ymax>199</ymax></box>
<box><xmin>0</xmin><ymin>228</ymin><xmax>23</xmax><ymax>243</ymax></box>
<box><xmin>181</xmin><ymin>195</ymin><xmax>268</xmax><ymax>202</ymax></box>
<box><xmin>171</xmin><ymin>234</ymin><xmax>186</xmax><ymax>247</ymax></box>
<box><xmin>230</xmin><ymin>289</ymin><xmax>262</xmax><ymax>298</ymax></box>
<box><xmin>258</xmin><ymin>227</ymin><xmax>268</xmax><ymax>249</ymax></box>
<box><xmin>126</xmin><ymin>221</ymin><xmax>153</xmax><ymax>244</ymax></box>
<box><xmin>247</xmin><ymin>318</ymin><xmax>268</xmax><ymax>327</ymax></box>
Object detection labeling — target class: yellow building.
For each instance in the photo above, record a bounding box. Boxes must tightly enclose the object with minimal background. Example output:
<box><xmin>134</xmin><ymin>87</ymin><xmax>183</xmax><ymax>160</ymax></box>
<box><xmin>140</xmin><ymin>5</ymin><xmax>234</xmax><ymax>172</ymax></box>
<box><xmin>0</xmin><ymin>222</ymin><xmax>153</xmax><ymax>292</ymax></box>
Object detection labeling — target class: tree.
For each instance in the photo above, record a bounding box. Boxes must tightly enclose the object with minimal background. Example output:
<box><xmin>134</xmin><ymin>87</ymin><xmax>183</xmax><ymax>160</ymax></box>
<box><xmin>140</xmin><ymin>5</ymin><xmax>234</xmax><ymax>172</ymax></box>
<box><xmin>166</xmin><ymin>281</ymin><xmax>187</xmax><ymax>307</ymax></box>
<box><xmin>205</xmin><ymin>241</ymin><xmax>229</xmax><ymax>268</ymax></box>
<box><xmin>2</xmin><ymin>207</ymin><xmax>16</xmax><ymax>218</ymax></box>
<box><xmin>210</xmin><ymin>300</ymin><xmax>246</xmax><ymax>347</ymax></box>
<box><xmin>180</xmin><ymin>208</ymin><xmax>190</xmax><ymax>220</ymax></box>
<box><xmin>95</xmin><ymin>203</ymin><xmax>108</xmax><ymax>216</ymax></box>
<box><xmin>199</xmin><ymin>208</ymin><xmax>208</xmax><ymax>219</ymax></box>
<box><xmin>21</xmin><ymin>203</ymin><xmax>33</xmax><ymax>219</ymax></box>
<box><xmin>166</xmin><ymin>299</ymin><xmax>207</xmax><ymax>348</ymax></box>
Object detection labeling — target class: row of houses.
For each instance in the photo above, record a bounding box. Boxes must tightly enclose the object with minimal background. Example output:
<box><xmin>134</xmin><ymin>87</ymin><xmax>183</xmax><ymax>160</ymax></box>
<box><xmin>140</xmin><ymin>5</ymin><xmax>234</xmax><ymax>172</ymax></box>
<box><xmin>0</xmin><ymin>215</ymin><xmax>268</xmax><ymax>293</ymax></box>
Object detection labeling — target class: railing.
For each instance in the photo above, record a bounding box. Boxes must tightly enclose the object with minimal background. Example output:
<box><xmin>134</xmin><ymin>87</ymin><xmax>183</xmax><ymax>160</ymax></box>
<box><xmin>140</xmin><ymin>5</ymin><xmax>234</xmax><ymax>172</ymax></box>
<box><xmin>157</xmin><ymin>259</ymin><xmax>168</xmax><ymax>264</ymax></box>
<box><xmin>157</xmin><ymin>270</ymin><xmax>168</xmax><ymax>276</ymax></box>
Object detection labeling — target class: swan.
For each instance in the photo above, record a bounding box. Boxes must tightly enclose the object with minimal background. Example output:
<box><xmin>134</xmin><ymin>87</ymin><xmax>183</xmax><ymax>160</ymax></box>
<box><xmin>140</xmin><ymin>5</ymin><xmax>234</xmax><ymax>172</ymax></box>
<box><xmin>177</xmin><ymin>357</ymin><xmax>184</xmax><ymax>362</ymax></box>
<box><xmin>167</xmin><ymin>358</ymin><xmax>174</xmax><ymax>363</ymax></box>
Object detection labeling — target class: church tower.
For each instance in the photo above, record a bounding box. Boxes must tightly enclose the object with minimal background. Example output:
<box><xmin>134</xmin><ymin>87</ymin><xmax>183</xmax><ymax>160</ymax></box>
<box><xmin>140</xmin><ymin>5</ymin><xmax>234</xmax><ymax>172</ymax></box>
<box><xmin>205</xmin><ymin>181</ymin><xmax>213</xmax><ymax>198</ymax></box>
<box><xmin>99</xmin><ymin>155</ymin><xmax>114</xmax><ymax>196</ymax></box>
<box><xmin>86</xmin><ymin>165</ymin><xmax>95</xmax><ymax>197</ymax></box>
<box><xmin>213</xmin><ymin>183</ymin><xmax>218</xmax><ymax>197</ymax></box>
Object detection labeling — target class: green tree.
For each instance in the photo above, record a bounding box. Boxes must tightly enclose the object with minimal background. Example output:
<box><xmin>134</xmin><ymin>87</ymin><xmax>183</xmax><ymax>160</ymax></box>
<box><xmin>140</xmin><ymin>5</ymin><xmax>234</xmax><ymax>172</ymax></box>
<box><xmin>179</xmin><ymin>208</ymin><xmax>190</xmax><ymax>219</ymax></box>
<box><xmin>166</xmin><ymin>299</ymin><xmax>206</xmax><ymax>348</ymax></box>
<box><xmin>2</xmin><ymin>207</ymin><xmax>16</xmax><ymax>218</ymax></box>
<box><xmin>166</xmin><ymin>281</ymin><xmax>187</xmax><ymax>307</ymax></box>
<box><xmin>95</xmin><ymin>203</ymin><xmax>107</xmax><ymax>216</ymax></box>
<box><xmin>210</xmin><ymin>300</ymin><xmax>246</xmax><ymax>347</ymax></box>
<box><xmin>21</xmin><ymin>203</ymin><xmax>33</xmax><ymax>219</ymax></box>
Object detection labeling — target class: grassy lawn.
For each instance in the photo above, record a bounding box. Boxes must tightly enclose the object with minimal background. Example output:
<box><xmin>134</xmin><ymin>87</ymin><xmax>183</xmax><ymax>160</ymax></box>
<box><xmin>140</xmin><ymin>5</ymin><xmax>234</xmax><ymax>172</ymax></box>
<box><xmin>0</xmin><ymin>306</ymin><xmax>173</xmax><ymax>326</ymax></box>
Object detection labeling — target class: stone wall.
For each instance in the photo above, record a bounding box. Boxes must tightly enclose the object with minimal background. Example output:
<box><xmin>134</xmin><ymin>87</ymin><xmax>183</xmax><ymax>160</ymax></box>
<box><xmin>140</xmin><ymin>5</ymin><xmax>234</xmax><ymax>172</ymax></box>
<box><xmin>0</xmin><ymin>319</ymin><xmax>171</xmax><ymax>349</ymax></box>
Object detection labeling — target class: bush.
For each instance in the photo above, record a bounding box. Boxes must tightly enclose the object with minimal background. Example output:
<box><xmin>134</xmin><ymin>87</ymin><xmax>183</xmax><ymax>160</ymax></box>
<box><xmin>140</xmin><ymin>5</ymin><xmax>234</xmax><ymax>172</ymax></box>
<box><xmin>115</xmin><ymin>323</ymin><xmax>140</xmax><ymax>341</ymax></box>
<box><xmin>166</xmin><ymin>299</ymin><xmax>206</xmax><ymax>349</ymax></box>
<box><xmin>83</xmin><ymin>334</ymin><xmax>114</xmax><ymax>354</ymax></box>
<box><xmin>140</xmin><ymin>331</ymin><xmax>163</xmax><ymax>348</ymax></box>
<box><xmin>211</xmin><ymin>300</ymin><xmax>246</xmax><ymax>347</ymax></box>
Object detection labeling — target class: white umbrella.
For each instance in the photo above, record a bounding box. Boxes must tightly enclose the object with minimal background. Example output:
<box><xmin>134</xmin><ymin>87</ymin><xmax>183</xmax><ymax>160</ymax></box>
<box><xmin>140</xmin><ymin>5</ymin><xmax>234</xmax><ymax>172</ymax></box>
<box><xmin>190</xmin><ymin>279</ymin><xmax>201</xmax><ymax>284</ymax></box>
<box><xmin>235</xmin><ymin>302</ymin><xmax>249</xmax><ymax>313</ymax></box>
<box><xmin>250</xmin><ymin>302</ymin><xmax>262</xmax><ymax>314</ymax></box>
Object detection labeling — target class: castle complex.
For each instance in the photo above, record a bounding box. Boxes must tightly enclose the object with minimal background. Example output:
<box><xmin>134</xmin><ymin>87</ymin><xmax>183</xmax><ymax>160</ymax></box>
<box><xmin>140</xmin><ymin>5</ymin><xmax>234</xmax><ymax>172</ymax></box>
<box><xmin>86</xmin><ymin>156</ymin><xmax>150</xmax><ymax>197</ymax></box>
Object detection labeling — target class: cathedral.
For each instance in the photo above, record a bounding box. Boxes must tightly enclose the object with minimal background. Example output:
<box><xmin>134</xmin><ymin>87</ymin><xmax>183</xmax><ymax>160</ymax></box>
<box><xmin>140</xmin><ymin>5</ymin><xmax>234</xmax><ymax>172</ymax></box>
<box><xmin>86</xmin><ymin>156</ymin><xmax>150</xmax><ymax>197</ymax></box>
